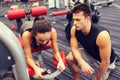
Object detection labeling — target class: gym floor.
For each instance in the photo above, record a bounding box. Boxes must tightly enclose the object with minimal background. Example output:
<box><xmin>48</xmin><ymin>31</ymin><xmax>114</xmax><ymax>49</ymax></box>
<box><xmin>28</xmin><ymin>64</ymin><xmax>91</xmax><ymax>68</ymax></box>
<box><xmin>0</xmin><ymin>0</ymin><xmax>120</xmax><ymax>80</ymax></box>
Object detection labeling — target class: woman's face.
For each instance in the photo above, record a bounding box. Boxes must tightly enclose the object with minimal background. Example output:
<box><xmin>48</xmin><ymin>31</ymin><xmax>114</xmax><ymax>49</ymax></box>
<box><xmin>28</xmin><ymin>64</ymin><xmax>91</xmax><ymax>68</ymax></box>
<box><xmin>35</xmin><ymin>32</ymin><xmax>51</xmax><ymax>46</ymax></box>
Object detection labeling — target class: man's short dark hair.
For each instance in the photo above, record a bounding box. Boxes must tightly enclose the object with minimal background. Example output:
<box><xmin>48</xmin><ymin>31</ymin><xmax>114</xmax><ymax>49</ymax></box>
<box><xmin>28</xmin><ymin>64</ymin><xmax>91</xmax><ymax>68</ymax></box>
<box><xmin>72</xmin><ymin>3</ymin><xmax>92</xmax><ymax>18</ymax></box>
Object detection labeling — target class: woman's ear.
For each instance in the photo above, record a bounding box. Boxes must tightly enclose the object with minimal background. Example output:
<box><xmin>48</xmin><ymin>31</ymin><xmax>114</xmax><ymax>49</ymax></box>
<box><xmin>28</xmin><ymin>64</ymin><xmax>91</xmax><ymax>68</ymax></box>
<box><xmin>32</xmin><ymin>32</ymin><xmax>36</xmax><ymax>37</ymax></box>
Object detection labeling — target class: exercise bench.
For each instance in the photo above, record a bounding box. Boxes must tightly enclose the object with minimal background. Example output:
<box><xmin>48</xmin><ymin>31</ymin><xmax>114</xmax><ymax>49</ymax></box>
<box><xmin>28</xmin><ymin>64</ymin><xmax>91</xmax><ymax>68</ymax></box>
<box><xmin>51</xmin><ymin>10</ymin><xmax>68</xmax><ymax>24</ymax></box>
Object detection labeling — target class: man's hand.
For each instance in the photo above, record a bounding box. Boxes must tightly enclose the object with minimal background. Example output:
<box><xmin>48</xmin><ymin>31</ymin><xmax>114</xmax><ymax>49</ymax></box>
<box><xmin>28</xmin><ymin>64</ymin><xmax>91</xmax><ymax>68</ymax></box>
<box><xmin>81</xmin><ymin>61</ymin><xmax>94</xmax><ymax>75</ymax></box>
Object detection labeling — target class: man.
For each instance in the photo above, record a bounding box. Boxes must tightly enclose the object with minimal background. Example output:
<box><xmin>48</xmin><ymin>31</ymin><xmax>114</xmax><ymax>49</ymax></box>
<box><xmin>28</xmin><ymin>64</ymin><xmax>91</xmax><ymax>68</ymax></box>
<box><xmin>66</xmin><ymin>3</ymin><xmax>116</xmax><ymax>80</ymax></box>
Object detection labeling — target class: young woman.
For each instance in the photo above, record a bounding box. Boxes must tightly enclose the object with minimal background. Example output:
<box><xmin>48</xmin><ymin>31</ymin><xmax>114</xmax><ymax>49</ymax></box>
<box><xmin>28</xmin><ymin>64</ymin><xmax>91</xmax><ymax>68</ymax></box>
<box><xmin>21</xmin><ymin>16</ymin><xmax>65</xmax><ymax>78</ymax></box>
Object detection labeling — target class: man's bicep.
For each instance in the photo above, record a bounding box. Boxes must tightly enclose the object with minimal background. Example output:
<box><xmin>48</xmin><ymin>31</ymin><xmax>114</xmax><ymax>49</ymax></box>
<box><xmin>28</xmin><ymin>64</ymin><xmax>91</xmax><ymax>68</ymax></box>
<box><xmin>70</xmin><ymin>27</ymin><xmax>78</xmax><ymax>49</ymax></box>
<box><xmin>97</xmin><ymin>31</ymin><xmax>111</xmax><ymax>62</ymax></box>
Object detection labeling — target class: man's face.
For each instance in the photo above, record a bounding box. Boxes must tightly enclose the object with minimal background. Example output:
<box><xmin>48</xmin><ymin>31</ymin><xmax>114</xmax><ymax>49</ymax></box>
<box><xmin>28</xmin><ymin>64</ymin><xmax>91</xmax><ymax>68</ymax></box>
<box><xmin>73</xmin><ymin>11</ymin><xmax>88</xmax><ymax>30</ymax></box>
<box><xmin>35</xmin><ymin>32</ymin><xmax>51</xmax><ymax>46</ymax></box>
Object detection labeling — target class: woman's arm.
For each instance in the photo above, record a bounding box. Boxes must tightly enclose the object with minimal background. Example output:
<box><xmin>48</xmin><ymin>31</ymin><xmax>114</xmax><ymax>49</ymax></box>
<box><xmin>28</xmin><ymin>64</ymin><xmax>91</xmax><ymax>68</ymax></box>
<box><xmin>51</xmin><ymin>28</ymin><xmax>65</xmax><ymax>71</ymax></box>
<box><xmin>22</xmin><ymin>31</ymin><xmax>44</xmax><ymax>78</ymax></box>
<box><xmin>22</xmin><ymin>31</ymin><xmax>35</xmax><ymax>68</ymax></box>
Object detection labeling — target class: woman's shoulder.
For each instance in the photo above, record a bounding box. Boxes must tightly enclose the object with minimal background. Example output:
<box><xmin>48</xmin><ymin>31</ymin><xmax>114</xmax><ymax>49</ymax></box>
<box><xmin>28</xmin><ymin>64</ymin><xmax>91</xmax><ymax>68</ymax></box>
<box><xmin>22</xmin><ymin>30</ymin><xmax>32</xmax><ymax>38</ymax></box>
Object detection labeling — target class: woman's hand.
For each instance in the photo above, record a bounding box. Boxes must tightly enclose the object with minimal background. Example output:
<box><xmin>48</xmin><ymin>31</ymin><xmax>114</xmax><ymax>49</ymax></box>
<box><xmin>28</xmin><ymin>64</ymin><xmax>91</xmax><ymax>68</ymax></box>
<box><xmin>57</xmin><ymin>59</ymin><xmax>66</xmax><ymax>72</ymax></box>
<box><xmin>34</xmin><ymin>66</ymin><xmax>45</xmax><ymax>78</ymax></box>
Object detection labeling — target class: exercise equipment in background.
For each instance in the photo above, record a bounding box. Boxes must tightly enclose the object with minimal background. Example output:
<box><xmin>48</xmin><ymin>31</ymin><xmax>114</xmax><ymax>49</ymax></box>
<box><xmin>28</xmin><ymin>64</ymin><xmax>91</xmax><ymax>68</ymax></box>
<box><xmin>51</xmin><ymin>10</ymin><xmax>68</xmax><ymax>24</ymax></box>
<box><xmin>6</xmin><ymin>5</ymin><xmax>48</xmax><ymax>32</ymax></box>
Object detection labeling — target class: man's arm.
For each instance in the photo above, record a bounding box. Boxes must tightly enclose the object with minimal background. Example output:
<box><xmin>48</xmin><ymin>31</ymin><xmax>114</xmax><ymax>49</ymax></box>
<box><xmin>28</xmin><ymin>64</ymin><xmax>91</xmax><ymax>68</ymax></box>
<box><xmin>70</xmin><ymin>26</ymin><xmax>83</xmax><ymax>64</ymax></box>
<box><xmin>70</xmin><ymin>26</ymin><xmax>94</xmax><ymax>74</ymax></box>
<box><xmin>95</xmin><ymin>31</ymin><xmax>111</xmax><ymax>80</ymax></box>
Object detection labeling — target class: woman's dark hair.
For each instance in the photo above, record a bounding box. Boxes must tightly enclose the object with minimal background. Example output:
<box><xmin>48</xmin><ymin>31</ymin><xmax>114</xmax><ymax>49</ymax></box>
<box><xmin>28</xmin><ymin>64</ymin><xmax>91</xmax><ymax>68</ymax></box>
<box><xmin>32</xmin><ymin>16</ymin><xmax>52</xmax><ymax>36</ymax></box>
<box><xmin>72</xmin><ymin>3</ymin><xmax>92</xmax><ymax>18</ymax></box>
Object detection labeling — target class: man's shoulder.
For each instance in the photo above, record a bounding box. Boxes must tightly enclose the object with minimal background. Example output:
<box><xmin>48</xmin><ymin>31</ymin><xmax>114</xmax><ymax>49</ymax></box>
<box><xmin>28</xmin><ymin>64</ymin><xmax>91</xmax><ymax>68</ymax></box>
<box><xmin>92</xmin><ymin>23</ymin><xmax>106</xmax><ymax>31</ymax></box>
<box><xmin>92</xmin><ymin>23</ymin><xmax>102</xmax><ymax>27</ymax></box>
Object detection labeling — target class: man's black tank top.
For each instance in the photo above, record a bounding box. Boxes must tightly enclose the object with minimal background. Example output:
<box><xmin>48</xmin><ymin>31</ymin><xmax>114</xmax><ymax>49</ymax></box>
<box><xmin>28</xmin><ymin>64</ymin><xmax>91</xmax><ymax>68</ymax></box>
<box><xmin>75</xmin><ymin>24</ymin><xmax>115</xmax><ymax>63</ymax></box>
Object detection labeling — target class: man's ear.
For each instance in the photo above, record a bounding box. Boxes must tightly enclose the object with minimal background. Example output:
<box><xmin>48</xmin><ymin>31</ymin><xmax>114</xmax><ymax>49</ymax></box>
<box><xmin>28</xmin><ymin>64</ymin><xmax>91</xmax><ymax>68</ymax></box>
<box><xmin>86</xmin><ymin>16</ymin><xmax>91</xmax><ymax>21</ymax></box>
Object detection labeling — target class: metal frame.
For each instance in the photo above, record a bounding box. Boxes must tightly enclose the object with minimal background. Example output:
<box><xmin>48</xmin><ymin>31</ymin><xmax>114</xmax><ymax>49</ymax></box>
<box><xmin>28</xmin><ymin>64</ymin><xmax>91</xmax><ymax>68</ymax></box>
<box><xmin>0</xmin><ymin>21</ymin><xmax>29</xmax><ymax>80</ymax></box>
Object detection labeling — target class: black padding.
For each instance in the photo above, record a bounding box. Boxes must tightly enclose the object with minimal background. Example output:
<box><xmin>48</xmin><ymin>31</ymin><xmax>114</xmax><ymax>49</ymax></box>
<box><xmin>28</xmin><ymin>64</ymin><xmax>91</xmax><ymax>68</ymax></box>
<box><xmin>0</xmin><ymin>42</ymin><xmax>14</xmax><ymax>70</ymax></box>
<box><xmin>20</xmin><ymin>21</ymin><xmax>33</xmax><ymax>35</ymax></box>
<box><xmin>65</xmin><ymin>20</ymin><xmax>73</xmax><ymax>42</ymax></box>
<box><xmin>66</xmin><ymin>11</ymin><xmax>73</xmax><ymax>22</ymax></box>
<box><xmin>92</xmin><ymin>10</ymin><xmax>100</xmax><ymax>24</ymax></box>
<box><xmin>21</xmin><ymin>0</ymin><xmax>28</xmax><ymax>3</ymax></box>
